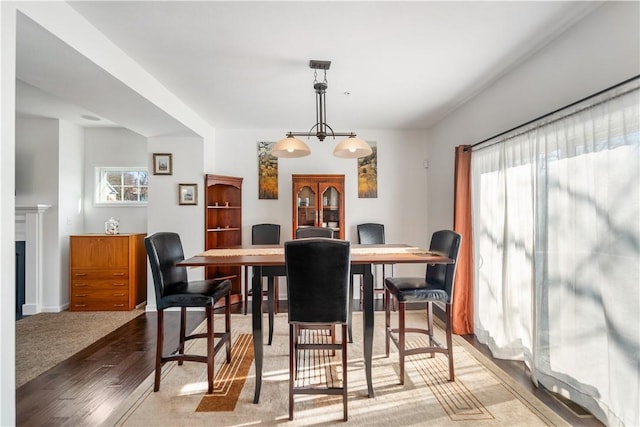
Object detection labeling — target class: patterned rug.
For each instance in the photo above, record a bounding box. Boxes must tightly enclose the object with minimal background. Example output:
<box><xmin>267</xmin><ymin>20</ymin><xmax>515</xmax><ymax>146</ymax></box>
<box><xmin>103</xmin><ymin>312</ymin><xmax>569</xmax><ymax>426</ymax></box>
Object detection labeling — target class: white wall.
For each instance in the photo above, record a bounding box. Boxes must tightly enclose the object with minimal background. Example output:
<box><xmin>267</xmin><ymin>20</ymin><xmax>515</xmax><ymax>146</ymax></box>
<box><xmin>57</xmin><ymin>121</ymin><xmax>84</xmax><ymax>309</ymax></box>
<box><xmin>15</xmin><ymin>117</ymin><xmax>63</xmax><ymax>312</ymax></box>
<box><xmin>213</xmin><ymin>129</ymin><xmax>430</xmax><ymax>246</ymax></box>
<box><xmin>83</xmin><ymin>127</ymin><xmax>148</xmax><ymax>233</ymax></box>
<box><xmin>15</xmin><ymin>117</ymin><xmax>59</xmax><ymax>206</ymax></box>
<box><xmin>146</xmin><ymin>136</ymin><xmax>206</xmax><ymax>309</ymax></box>
<box><xmin>425</xmin><ymin>1</ymin><xmax>640</xmax><ymax>237</ymax></box>
<box><xmin>0</xmin><ymin>3</ymin><xmax>17</xmax><ymax>424</ymax></box>
<box><xmin>212</xmin><ymin>127</ymin><xmax>430</xmax><ymax>293</ymax></box>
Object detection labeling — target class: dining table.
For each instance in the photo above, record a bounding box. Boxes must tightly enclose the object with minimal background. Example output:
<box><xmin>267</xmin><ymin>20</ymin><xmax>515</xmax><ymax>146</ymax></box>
<box><xmin>178</xmin><ymin>243</ymin><xmax>453</xmax><ymax>403</ymax></box>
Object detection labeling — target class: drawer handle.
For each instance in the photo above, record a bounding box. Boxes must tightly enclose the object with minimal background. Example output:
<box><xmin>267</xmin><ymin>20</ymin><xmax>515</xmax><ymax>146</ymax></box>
<box><xmin>74</xmin><ymin>283</ymin><xmax>87</xmax><ymax>287</ymax></box>
<box><xmin>112</xmin><ymin>273</ymin><xmax>126</xmax><ymax>276</ymax></box>
<box><xmin>113</xmin><ymin>304</ymin><xmax>125</xmax><ymax>307</ymax></box>
<box><xmin>113</xmin><ymin>283</ymin><xmax>126</xmax><ymax>287</ymax></box>
<box><xmin>113</xmin><ymin>293</ymin><xmax>126</xmax><ymax>297</ymax></box>
<box><xmin>75</xmin><ymin>294</ymin><xmax>87</xmax><ymax>297</ymax></box>
<box><xmin>74</xmin><ymin>304</ymin><xmax>87</xmax><ymax>307</ymax></box>
<box><xmin>74</xmin><ymin>273</ymin><xmax>87</xmax><ymax>277</ymax></box>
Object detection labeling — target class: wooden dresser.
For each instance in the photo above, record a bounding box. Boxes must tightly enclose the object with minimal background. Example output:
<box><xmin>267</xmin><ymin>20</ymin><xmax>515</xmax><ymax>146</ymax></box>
<box><xmin>69</xmin><ymin>233</ymin><xmax>147</xmax><ymax>311</ymax></box>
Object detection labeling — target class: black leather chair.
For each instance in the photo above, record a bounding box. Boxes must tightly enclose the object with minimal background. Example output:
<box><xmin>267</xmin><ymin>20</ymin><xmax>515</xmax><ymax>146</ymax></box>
<box><xmin>244</xmin><ymin>224</ymin><xmax>285</xmax><ymax>345</ymax></box>
<box><xmin>285</xmin><ymin>238</ymin><xmax>351</xmax><ymax>421</ymax></box>
<box><xmin>244</xmin><ymin>224</ymin><xmax>281</xmax><ymax>314</ymax></box>
<box><xmin>346</xmin><ymin>223</ymin><xmax>391</xmax><ymax>342</ymax></box>
<box><xmin>145</xmin><ymin>232</ymin><xmax>232</xmax><ymax>394</ymax></box>
<box><xmin>295</xmin><ymin>227</ymin><xmax>334</xmax><ymax>239</ymax></box>
<box><xmin>354</xmin><ymin>223</ymin><xmax>392</xmax><ymax>308</ymax></box>
<box><xmin>384</xmin><ymin>230</ymin><xmax>461</xmax><ymax>384</ymax></box>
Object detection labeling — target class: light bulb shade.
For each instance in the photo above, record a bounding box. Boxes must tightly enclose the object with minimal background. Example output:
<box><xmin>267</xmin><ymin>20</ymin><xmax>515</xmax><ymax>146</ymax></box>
<box><xmin>333</xmin><ymin>136</ymin><xmax>372</xmax><ymax>158</ymax></box>
<box><xmin>271</xmin><ymin>135</ymin><xmax>311</xmax><ymax>158</ymax></box>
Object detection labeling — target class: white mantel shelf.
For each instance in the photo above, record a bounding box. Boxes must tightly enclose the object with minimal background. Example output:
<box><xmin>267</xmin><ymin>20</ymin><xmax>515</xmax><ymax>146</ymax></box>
<box><xmin>15</xmin><ymin>204</ymin><xmax>52</xmax><ymax>315</ymax></box>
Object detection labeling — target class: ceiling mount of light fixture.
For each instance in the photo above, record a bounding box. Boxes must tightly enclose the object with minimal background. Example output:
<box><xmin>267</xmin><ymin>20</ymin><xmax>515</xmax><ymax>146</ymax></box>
<box><xmin>272</xmin><ymin>60</ymin><xmax>372</xmax><ymax>159</ymax></box>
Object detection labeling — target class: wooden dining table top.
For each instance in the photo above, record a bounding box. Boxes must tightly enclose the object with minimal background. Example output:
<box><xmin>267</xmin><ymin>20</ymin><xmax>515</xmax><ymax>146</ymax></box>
<box><xmin>179</xmin><ymin>243</ymin><xmax>453</xmax><ymax>267</ymax></box>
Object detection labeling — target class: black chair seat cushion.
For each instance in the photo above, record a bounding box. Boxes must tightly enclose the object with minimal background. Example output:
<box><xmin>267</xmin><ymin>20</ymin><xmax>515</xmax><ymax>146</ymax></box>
<box><xmin>158</xmin><ymin>279</ymin><xmax>231</xmax><ymax>309</ymax></box>
<box><xmin>260</xmin><ymin>265</ymin><xmax>286</xmax><ymax>277</ymax></box>
<box><xmin>384</xmin><ymin>277</ymin><xmax>450</xmax><ymax>304</ymax></box>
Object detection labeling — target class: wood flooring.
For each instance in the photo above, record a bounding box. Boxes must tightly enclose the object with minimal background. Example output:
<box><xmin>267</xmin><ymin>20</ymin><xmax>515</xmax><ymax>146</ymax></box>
<box><xmin>16</xmin><ymin>301</ymin><xmax>603</xmax><ymax>427</ymax></box>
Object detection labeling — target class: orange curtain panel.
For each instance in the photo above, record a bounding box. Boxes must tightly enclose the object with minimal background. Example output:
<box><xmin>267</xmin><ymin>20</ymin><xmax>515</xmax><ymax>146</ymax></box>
<box><xmin>453</xmin><ymin>145</ymin><xmax>473</xmax><ymax>334</ymax></box>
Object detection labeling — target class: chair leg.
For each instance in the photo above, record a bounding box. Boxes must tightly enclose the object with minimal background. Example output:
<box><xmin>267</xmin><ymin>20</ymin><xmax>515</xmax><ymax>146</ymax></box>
<box><xmin>267</xmin><ymin>277</ymin><xmax>275</xmax><ymax>346</ymax></box>
<box><xmin>244</xmin><ymin>265</ymin><xmax>249</xmax><ymax>315</ymax></box>
<box><xmin>349</xmin><ymin>275</ymin><xmax>354</xmax><ymax>343</ymax></box>
<box><xmin>446</xmin><ymin>303</ymin><xmax>454</xmax><ymax>381</ymax></box>
<box><xmin>178</xmin><ymin>307</ymin><xmax>187</xmax><ymax>365</ymax></box>
<box><xmin>381</xmin><ymin>265</ymin><xmax>386</xmax><ymax>309</ymax></box>
<box><xmin>331</xmin><ymin>325</ymin><xmax>336</xmax><ymax>357</ymax></box>
<box><xmin>384</xmin><ymin>288</ymin><xmax>391</xmax><ymax>357</ymax></box>
<box><xmin>154</xmin><ymin>309</ymin><xmax>164</xmax><ymax>392</ymax></box>
<box><xmin>274</xmin><ymin>277</ymin><xmax>279</xmax><ymax>315</ymax></box>
<box><xmin>399</xmin><ymin>302</ymin><xmax>406</xmax><ymax>385</ymax></box>
<box><xmin>206</xmin><ymin>306</ymin><xmax>214</xmax><ymax>394</ymax></box>
<box><xmin>289</xmin><ymin>323</ymin><xmax>295</xmax><ymax>421</ymax></box>
<box><xmin>341</xmin><ymin>324</ymin><xmax>348</xmax><ymax>422</ymax></box>
<box><xmin>226</xmin><ymin>293</ymin><xmax>232</xmax><ymax>363</ymax></box>
<box><xmin>427</xmin><ymin>301</ymin><xmax>434</xmax><ymax>358</ymax></box>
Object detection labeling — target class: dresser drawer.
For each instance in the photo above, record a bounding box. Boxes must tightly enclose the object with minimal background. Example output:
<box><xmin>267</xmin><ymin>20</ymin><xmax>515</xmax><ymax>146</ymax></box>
<box><xmin>71</xmin><ymin>279</ymin><xmax>129</xmax><ymax>290</ymax></box>
<box><xmin>70</xmin><ymin>289</ymin><xmax>129</xmax><ymax>311</ymax></box>
<box><xmin>71</xmin><ymin>269</ymin><xmax>129</xmax><ymax>281</ymax></box>
<box><xmin>70</xmin><ymin>300</ymin><xmax>130</xmax><ymax>311</ymax></box>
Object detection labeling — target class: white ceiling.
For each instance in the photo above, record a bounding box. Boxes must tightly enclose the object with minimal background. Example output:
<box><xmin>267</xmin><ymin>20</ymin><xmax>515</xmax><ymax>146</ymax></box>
<box><xmin>15</xmin><ymin>1</ymin><xmax>601</xmax><ymax>137</ymax></box>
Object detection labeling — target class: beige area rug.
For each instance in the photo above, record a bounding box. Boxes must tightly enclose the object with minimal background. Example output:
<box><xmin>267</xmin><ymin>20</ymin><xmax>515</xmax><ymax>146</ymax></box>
<box><xmin>16</xmin><ymin>308</ymin><xmax>144</xmax><ymax>387</ymax></box>
<box><xmin>103</xmin><ymin>312</ymin><xmax>569</xmax><ymax>426</ymax></box>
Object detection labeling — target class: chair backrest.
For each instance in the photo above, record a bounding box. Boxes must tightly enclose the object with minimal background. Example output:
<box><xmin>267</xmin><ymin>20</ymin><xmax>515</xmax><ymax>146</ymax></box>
<box><xmin>144</xmin><ymin>232</ymin><xmax>188</xmax><ymax>306</ymax></box>
<box><xmin>425</xmin><ymin>230</ymin><xmax>462</xmax><ymax>300</ymax></box>
<box><xmin>357</xmin><ymin>223</ymin><xmax>385</xmax><ymax>244</ymax></box>
<box><xmin>295</xmin><ymin>227</ymin><xmax>334</xmax><ymax>239</ymax></box>
<box><xmin>285</xmin><ymin>238</ymin><xmax>351</xmax><ymax>324</ymax></box>
<box><xmin>252</xmin><ymin>223</ymin><xmax>280</xmax><ymax>245</ymax></box>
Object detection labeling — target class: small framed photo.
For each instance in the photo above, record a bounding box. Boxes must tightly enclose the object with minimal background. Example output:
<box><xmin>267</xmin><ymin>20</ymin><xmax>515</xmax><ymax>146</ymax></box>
<box><xmin>153</xmin><ymin>153</ymin><xmax>172</xmax><ymax>175</ymax></box>
<box><xmin>178</xmin><ymin>183</ymin><xmax>198</xmax><ymax>205</ymax></box>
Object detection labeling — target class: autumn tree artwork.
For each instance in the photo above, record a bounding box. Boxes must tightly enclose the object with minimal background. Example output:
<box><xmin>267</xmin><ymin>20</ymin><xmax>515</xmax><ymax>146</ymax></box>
<box><xmin>258</xmin><ymin>141</ymin><xmax>278</xmax><ymax>199</ymax></box>
<box><xmin>358</xmin><ymin>141</ymin><xmax>378</xmax><ymax>198</ymax></box>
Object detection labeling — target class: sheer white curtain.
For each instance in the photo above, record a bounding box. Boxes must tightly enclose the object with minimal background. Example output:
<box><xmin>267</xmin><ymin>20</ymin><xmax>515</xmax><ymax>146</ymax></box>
<box><xmin>471</xmin><ymin>79</ymin><xmax>639</xmax><ymax>426</ymax></box>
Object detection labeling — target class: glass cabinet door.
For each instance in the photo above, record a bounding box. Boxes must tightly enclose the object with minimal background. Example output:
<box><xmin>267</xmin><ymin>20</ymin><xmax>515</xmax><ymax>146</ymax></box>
<box><xmin>292</xmin><ymin>175</ymin><xmax>345</xmax><ymax>239</ymax></box>
<box><xmin>320</xmin><ymin>186</ymin><xmax>341</xmax><ymax>234</ymax></box>
<box><xmin>296</xmin><ymin>185</ymin><xmax>317</xmax><ymax>227</ymax></box>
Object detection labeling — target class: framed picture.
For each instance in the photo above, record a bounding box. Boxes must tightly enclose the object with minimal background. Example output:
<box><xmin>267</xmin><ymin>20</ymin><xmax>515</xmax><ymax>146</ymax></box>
<box><xmin>178</xmin><ymin>183</ymin><xmax>197</xmax><ymax>205</ymax></box>
<box><xmin>153</xmin><ymin>153</ymin><xmax>172</xmax><ymax>175</ymax></box>
<box><xmin>358</xmin><ymin>141</ymin><xmax>378</xmax><ymax>198</ymax></box>
<box><xmin>257</xmin><ymin>141</ymin><xmax>278</xmax><ymax>199</ymax></box>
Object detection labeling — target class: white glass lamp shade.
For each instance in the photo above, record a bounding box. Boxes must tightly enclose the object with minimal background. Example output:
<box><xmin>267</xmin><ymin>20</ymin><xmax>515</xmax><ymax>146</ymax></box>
<box><xmin>333</xmin><ymin>136</ymin><xmax>372</xmax><ymax>158</ymax></box>
<box><xmin>271</xmin><ymin>135</ymin><xmax>311</xmax><ymax>158</ymax></box>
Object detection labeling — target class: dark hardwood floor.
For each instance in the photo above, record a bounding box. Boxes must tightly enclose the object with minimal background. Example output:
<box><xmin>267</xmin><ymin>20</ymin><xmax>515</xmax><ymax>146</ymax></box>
<box><xmin>16</xmin><ymin>301</ymin><xmax>603</xmax><ymax>426</ymax></box>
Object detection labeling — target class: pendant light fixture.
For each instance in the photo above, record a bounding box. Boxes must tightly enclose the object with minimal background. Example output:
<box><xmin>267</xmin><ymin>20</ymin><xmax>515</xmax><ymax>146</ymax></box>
<box><xmin>272</xmin><ymin>60</ymin><xmax>372</xmax><ymax>159</ymax></box>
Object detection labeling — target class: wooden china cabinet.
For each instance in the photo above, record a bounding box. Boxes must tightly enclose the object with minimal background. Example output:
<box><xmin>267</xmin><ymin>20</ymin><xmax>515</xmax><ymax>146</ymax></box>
<box><xmin>292</xmin><ymin>174</ymin><xmax>345</xmax><ymax>239</ymax></box>
<box><xmin>204</xmin><ymin>174</ymin><xmax>243</xmax><ymax>305</ymax></box>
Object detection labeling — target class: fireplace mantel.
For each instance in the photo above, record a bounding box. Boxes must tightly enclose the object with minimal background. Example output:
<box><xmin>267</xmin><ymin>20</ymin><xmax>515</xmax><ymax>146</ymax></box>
<box><xmin>15</xmin><ymin>204</ymin><xmax>51</xmax><ymax>315</ymax></box>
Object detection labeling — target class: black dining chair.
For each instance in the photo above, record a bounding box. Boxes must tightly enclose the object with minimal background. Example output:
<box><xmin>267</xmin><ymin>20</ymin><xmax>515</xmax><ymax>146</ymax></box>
<box><xmin>145</xmin><ymin>232</ymin><xmax>232</xmax><ymax>394</ymax></box>
<box><xmin>384</xmin><ymin>229</ymin><xmax>461</xmax><ymax>384</ymax></box>
<box><xmin>346</xmin><ymin>223</ymin><xmax>392</xmax><ymax>342</ymax></box>
<box><xmin>295</xmin><ymin>227</ymin><xmax>334</xmax><ymax>239</ymax></box>
<box><xmin>285</xmin><ymin>238</ymin><xmax>351</xmax><ymax>421</ymax></box>
<box><xmin>244</xmin><ymin>224</ymin><xmax>285</xmax><ymax>345</ymax></box>
<box><xmin>354</xmin><ymin>223</ymin><xmax>394</xmax><ymax>308</ymax></box>
<box><xmin>244</xmin><ymin>224</ymin><xmax>281</xmax><ymax>314</ymax></box>
<box><xmin>295</xmin><ymin>226</ymin><xmax>353</xmax><ymax>342</ymax></box>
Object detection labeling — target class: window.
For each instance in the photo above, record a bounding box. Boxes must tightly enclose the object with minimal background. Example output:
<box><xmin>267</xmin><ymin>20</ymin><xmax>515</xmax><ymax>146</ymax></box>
<box><xmin>95</xmin><ymin>167</ymin><xmax>148</xmax><ymax>205</ymax></box>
